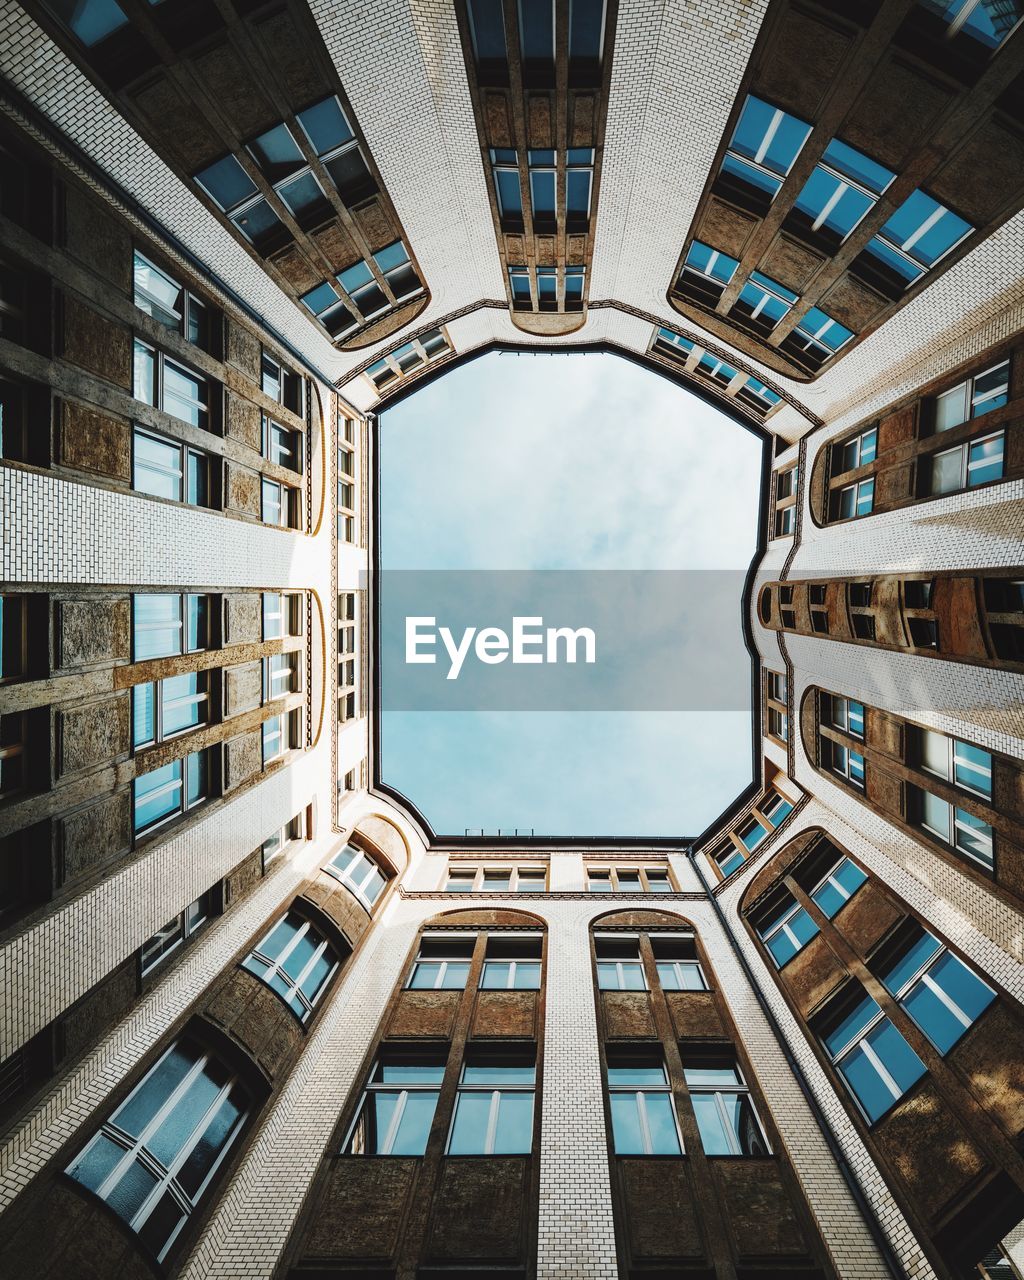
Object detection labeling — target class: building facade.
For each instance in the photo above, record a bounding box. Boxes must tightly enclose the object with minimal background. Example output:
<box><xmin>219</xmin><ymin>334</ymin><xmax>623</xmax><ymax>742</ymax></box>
<box><xmin>1</xmin><ymin>2</ymin><xmax>1023</xmax><ymax>1278</ymax></box>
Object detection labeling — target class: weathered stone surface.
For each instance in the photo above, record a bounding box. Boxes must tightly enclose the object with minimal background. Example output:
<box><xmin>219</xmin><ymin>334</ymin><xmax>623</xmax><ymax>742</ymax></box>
<box><xmin>59</xmin><ymin>696</ymin><xmax>129</xmax><ymax>776</ymax></box>
<box><xmin>782</xmin><ymin>931</ymin><xmax>846</xmax><ymax>1017</ymax></box>
<box><xmin>224</xmin><ymin>593</ymin><xmax>262</xmax><ymax>646</ymax></box>
<box><xmin>60</xmin><ymin>791</ymin><xmax>131</xmax><ymax>885</ymax></box>
<box><xmin>602</xmin><ymin>990</ymin><xmax>657</xmax><ymax>1039</ymax></box>
<box><xmin>427</xmin><ymin>1158</ymin><xmax>527</xmax><ymax>1261</ymax></box>
<box><xmin>713</xmin><ymin>1161</ymin><xmax>809</xmax><ymax>1259</ymax></box>
<box><xmin>226</xmin><ymin>463</ymin><xmax>262</xmax><ymax>518</ymax></box>
<box><xmin>63</xmin><ymin>185</ymin><xmax>131</xmax><ymax>291</ymax></box>
<box><xmin>59</xmin><ymin>598</ymin><xmax>130</xmax><ymax>668</ymax></box>
<box><xmin>224</xmin><ymin>661</ymin><xmax>262</xmax><ymax>717</ymax></box>
<box><xmin>225</xmin><ymin>317</ymin><xmax>262</xmax><ymax>382</ymax></box>
<box><xmin>60</xmin><ymin>960</ymin><xmax>137</xmax><ymax>1062</ymax></box>
<box><xmin>62</xmin><ymin>295</ymin><xmax>132</xmax><ymax>388</ymax></box>
<box><xmin>60</xmin><ymin>400</ymin><xmax>131</xmax><ymax>480</ymax></box>
<box><xmin>386</xmin><ymin>990</ymin><xmax>460</xmax><ymax>1039</ymax></box>
<box><xmin>226</xmin><ymin>391</ymin><xmax>262</xmax><ymax>452</ymax></box>
<box><xmin>831</xmin><ymin>880</ymin><xmax>903</xmax><ymax>957</ymax></box>
<box><xmin>224</xmin><ymin>729</ymin><xmax>262</xmax><ymax>792</ymax></box>
<box><xmin>304</xmin><ymin>1158</ymin><xmax>417</xmax><ymax>1260</ymax></box>
<box><xmin>622</xmin><ymin>1159</ymin><xmax>704</xmax><ymax>1260</ymax></box>
<box><xmin>471</xmin><ymin>990</ymin><xmax>538</xmax><ymax>1039</ymax></box>
<box><xmin>666</xmin><ymin>990</ymin><xmax>725</xmax><ymax>1039</ymax></box>
<box><xmin>352</xmin><ymin>197</ymin><xmax>393</xmax><ymax>252</ymax></box>
<box><xmin>225</xmin><ymin>847</ymin><xmax>264</xmax><ymax>905</ymax></box>
<box><xmin>949</xmin><ymin>1004</ymin><xmax>1024</xmax><ymax>1143</ymax></box>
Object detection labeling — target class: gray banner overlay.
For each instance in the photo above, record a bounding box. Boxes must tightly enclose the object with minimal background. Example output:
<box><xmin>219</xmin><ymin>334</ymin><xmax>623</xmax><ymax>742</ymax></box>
<box><xmin>375</xmin><ymin>571</ymin><xmax>754</xmax><ymax>711</ymax></box>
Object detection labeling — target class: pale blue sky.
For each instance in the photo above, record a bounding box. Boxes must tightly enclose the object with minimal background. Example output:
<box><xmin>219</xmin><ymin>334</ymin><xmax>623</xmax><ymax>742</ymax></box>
<box><xmin>378</xmin><ymin>351</ymin><xmax>763</xmax><ymax>837</ymax></box>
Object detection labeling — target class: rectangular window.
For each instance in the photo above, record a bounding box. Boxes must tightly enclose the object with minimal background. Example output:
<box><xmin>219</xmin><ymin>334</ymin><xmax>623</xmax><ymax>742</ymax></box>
<box><xmin>263</xmin><ymin>417</ymin><xmax>301</xmax><ymax>473</ymax></box>
<box><xmin>919</xmin><ymin>0</ymin><xmax>1023</xmax><ymax>49</ymax></box>
<box><xmin>243</xmin><ymin>911</ymin><xmax>340</xmax><ymax>1022</ymax></box>
<box><xmin>133</xmin><ymin>338</ymin><xmax>210</xmax><ymax>431</ymax></box>
<box><xmin>66</xmin><ymin>1040</ymin><xmax>250</xmax><ymax>1262</ymax></box>
<box><xmin>652</xmin><ymin>936</ymin><xmax>706</xmax><ymax>990</ymax></box>
<box><xmin>0</xmin><ymin>595</ymin><xmax>25</xmax><ymax>684</ymax></box>
<box><xmin>408</xmin><ymin>936</ymin><xmax>475</xmax><ymax>989</ymax></box>
<box><xmin>490</xmin><ymin>148</ymin><xmax>522</xmax><ymax>223</ymax></box>
<box><xmin>734</xmin><ymin>271</ymin><xmax>797</xmax><ymax>331</ymax></box>
<box><xmin>262</xmin><ymin>591</ymin><xmax>301</xmax><ymax>640</ymax></box>
<box><xmin>325</xmin><ymin>843</ymin><xmax>388</xmax><ymax>909</ymax></box>
<box><xmin>933</xmin><ymin>361</ymin><xmax>1009</xmax><ymax>433</ymax></box>
<box><xmin>767</xmin><ymin>671</ymin><xmax>787</xmax><ymax>702</ymax></box>
<box><xmin>738</xmin><ymin>816</ymin><xmax>769</xmax><ymax>851</ymax></box>
<box><xmin>774</xmin><ymin>507</ymin><xmax>795</xmax><ymax>541</ymax></box>
<box><xmin>345</xmin><ymin>1054</ymin><xmax>446</xmax><ymax>1155</ymax></box>
<box><xmin>263</xmin><ymin>652</ymin><xmax>298</xmax><ymax>702</ymax></box>
<box><xmin>375</xmin><ymin>241</ymin><xmax>421</xmax><ymax>301</ymax></box>
<box><xmin>296</xmin><ymin>96</ymin><xmax>375</xmax><ymax>207</ymax></box>
<box><xmin>508</xmin><ymin>265</ymin><xmax>531</xmax><ymax>306</ymax></box>
<box><xmin>607</xmin><ymin>1056</ymin><xmax>682</xmax><ymax>1155</ymax></box>
<box><xmin>133</xmin><ymin>427</ymin><xmax>209</xmax><ymax>507</ymax></box>
<box><xmin>829</xmin><ymin>695</ymin><xmax>865</xmax><ymax>738</ymax></box>
<box><xmin>825</xmin><ymin>738</ymin><xmax>866</xmax><ymax>787</ymax></box>
<box><xmin>863</xmin><ymin>189</ymin><xmax>972</xmax><ymax>286</ymax></box>
<box><xmin>262</xmin><ymin>714</ymin><xmax>286</xmax><ymax>764</ymax></box>
<box><xmin>683</xmin><ymin>1059</ymin><xmax>770</xmax><ymax>1156</ymax></box>
<box><xmin>566</xmin><ymin>148</ymin><xmax>595</xmax><ymax>227</ymax></box>
<box><xmin>480</xmin><ymin>935</ymin><xmax>542</xmax><ymax>989</ymax></box>
<box><xmin>679</xmin><ymin>240</ymin><xmax>739</xmax><ymax>302</ymax></box>
<box><xmin>754</xmin><ymin>890</ymin><xmax>820</xmax><ymax>967</ymax></box>
<box><xmin>298</xmin><ymin>281</ymin><xmax>356</xmax><ymax>339</ymax></box>
<box><xmin>141</xmin><ymin>890</ymin><xmax>214</xmax><ymax>975</ymax></box>
<box><xmin>926</xmin><ymin>431</ymin><xmax>1004</xmax><ymax>495</ymax></box>
<box><xmin>133</xmin><ymin>251</ymin><xmax>208</xmax><ymax>349</ymax></box>
<box><xmin>195</xmin><ymin>153</ymin><xmax>287</xmax><ymax>254</ymax></box>
<box><xmin>133</xmin><ymin>751</ymin><xmax>207</xmax><ymax>834</ymax></box>
<box><xmin>446</xmin><ymin>868</ymin><xmax>477</xmax><ymax>893</ymax></box>
<box><xmin>468</xmin><ymin>0</ymin><xmax>508</xmax><ymax>72</ymax></box>
<box><xmin>916</xmin><ymin>727</ymin><xmax>992</xmax><ymax>798</ymax></box>
<box><xmin>448</xmin><ymin>1056</ymin><xmax>536</xmax><ymax>1154</ymax></box>
<box><xmin>817</xmin><ymin>988</ymin><xmax>926</xmax><ymax>1123</ymax></box>
<box><xmin>261</xmin><ymin>477</ymin><xmax>298</xmax><ymax>528</ymax></box>
<box><xmin>789</xmin><ymin>308</ymin><xmax>854</xmax><ymax>364</ymax></box>
<box><xmin>761</xmin><ymin>790</ymin><xmax>793</xmax><ymax>828</ymax></box>
<box><xmin>713</xmin><ymin>843</ymin><xmax>746</xmax><ymax>877</ymax></box>
<box><xmin>0</xmin><ymin>714</ymin><xmax>26</xmax><ymax>796</ymax></box>
<box><xmin>791</xmin><ymin>138</ymin><xmax>893</xmax><ymax>244</ymax></box>
<box><xmin>768</xmin><ymin>706</ymin><xmax>788</xmax><ymax>740</ymax></box>
<box><xmin>595</xmin><ymin>935</ymin><xmax>647</xmax><ymax>990</ymax></box>
<box><xmin>911</xmin><ymin>784</ymin><xmax>994</xmax><ymax>869</ymax></box>
<box><xmin>720</xmin><ymin>94</ymin><xmax>811</xmax><ymax>205</ymax></box>
<box><xmin>366</xmin><ymin>329</ymin><xmax>450</xmax><ymax>390</ymax></box>
<box><xmin>876</xmin><ymin>924</ymin><xmax>995</xmax><ymax>1055</ymax></box>
<box><xmin>835</xmin><ymin>477</ymin><xmax>875</xmax><ymax>519</ymax></box>
<box><xmin>132</xmin><ymin>672</ymin><xmax>208</xmax><ymax>748</ymax></box>
<box><xmin>133</xmin><ymin>594</ymin><xmax>208</xmax><ymax>660</ymax></box>
<box><xmin>810</xmin><ymin>855</ymin><xmax>867</xmax><ymax>918</ymax></box>
<box><xmin>836</xmin><ymin>427</ymin><xmax>878</xmax><ymax>473</ymax></box>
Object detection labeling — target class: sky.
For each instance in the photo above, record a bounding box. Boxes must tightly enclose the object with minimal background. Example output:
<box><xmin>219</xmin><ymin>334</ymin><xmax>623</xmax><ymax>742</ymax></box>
<box><xmin>378</xmin><ymin>350</ymin><xmax>764</xmax><ymax>837</ymax></box>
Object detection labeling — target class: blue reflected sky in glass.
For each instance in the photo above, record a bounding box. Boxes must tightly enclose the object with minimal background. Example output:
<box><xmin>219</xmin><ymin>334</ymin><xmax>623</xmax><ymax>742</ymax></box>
<box><xmin>379</xmin><ymin>353</ymin><xmax>761</xmax><ymax>836</ymax></box>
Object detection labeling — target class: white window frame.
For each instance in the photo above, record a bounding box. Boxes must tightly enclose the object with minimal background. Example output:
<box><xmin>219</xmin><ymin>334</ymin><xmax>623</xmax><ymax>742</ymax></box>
<box><xmin>326</xmin><ymin>842</ymin><xmax>388</xmax><ymax>909</ymax></box>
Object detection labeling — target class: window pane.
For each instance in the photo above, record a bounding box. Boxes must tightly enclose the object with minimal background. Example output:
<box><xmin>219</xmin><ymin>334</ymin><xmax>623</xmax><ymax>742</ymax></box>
<box><xmin>351</xmin><ymin>1091</ymin><xmax>399</xmax><ymax>1154</ymax></box>
<box><xmin>393</xmin><ymin>1090</ymin><xmax>440</xmax><ymax>1154</ymax></box>
<box><xmin>921</xmin><ymin>790</ymin><xmax>952</xmax><ymax>841</ymax></box>
<box><xmin>248</xmin><ymin>123</ymin><xmax>303</xmax><ymax>183</ymax></box>
<box><xmin>175</xmin><ymin>1090</ymin><xmax>244</xmax><ymax>1198</ymax></box>
<box><xmin>644</xmin><ymin>1092</ymin><xmax>682</xmax><ymax>1154</ymax></box>
<box><xmin>954</xmin><ymin>741</ymin><xmax>992</xmax><ymax>796</ymax></box>
<box><xmin>867</xmin><ymin>1018</ymin><xmax>927</xmax><ymax>1096</ymax></box>
<box><xmin>185</xmin><ymin>751</ymin><xmax>206</xmax><ymax>807</ymax></box>
<box><xmin>493</xmin><ymin>1091</ymin><xmax>534</xmax><ymax>1153</ymax></box>
<box><xmin>448</xmin><ymin>1090</ymin><xmax>492</xmax><ymax>1153</ymax></box>
<box><xmin>881</xmin><ymin>930</ymin><xmax>942</xmax><ymax>995</ymax></box>
<box><xmin>609</xmin><ymin>1092</ymin><xmax>644</xmax><ymax>1154</ymax></box>
<box><xmin>195</xmin><ymin>154</ymin><xmax>257</xmax><ymax>211</ymax></box>
<box><xmin>133</xmin><ymin>339</ymin><xmax>155</xmax><ymax>405</ymax></box>
<box><xmin>296</xmin><ymin>98</ymin><xmax>353</xmax><ymax>155</ymax></box>
<box><xmin>135</xmin><ymin>759</ymin><xmax>183</xmax><ymax>830</ymax></box>
<box><xmin>162</xmin><ymin>673</ymin><xmax>204</xmax><ymax>736</ymax></box>
<box><xmin>163</xmin><ymin>361</ymin><xmax>204</xmax><ymax>428</ymax></box>
<box><xmin>691</xmin><ymin>1092</ymin><xmax>731</xmax><ymax>1154</ymax></box>
<box><xmin>903</xmin><ymin>978</ymin><xmax>967</xmax><ymax>1054</ymax></box>
<box><xmin>115</xmin><ymin>1045</ymin><xmax>195</xmax><ymax>1137</ymax></box>
<box><xmin>133</xmin><ymin>682</ymin><xmax>155</xmax><ymax>748</ymax></box>
<box><xmin>52</xmin><ymin>0</ymin><xmax>128</xmax><ymax>45</ymax></box>
<box><xmin>148</xmin><ymin>1064</ymin><xmax>223</xmax><ymax>1165</ymax></box>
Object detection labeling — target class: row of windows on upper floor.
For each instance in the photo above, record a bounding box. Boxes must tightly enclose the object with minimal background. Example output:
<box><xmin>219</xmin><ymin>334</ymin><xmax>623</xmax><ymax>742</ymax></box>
<box><xmin>763</xmin><ymin>574</ymin><xmax>1024</xmax><ymax>665</ymax></box>
<box><xmin>337</xmin><ymin>414</ymin><xmax>358</xmax><ymax>544</ymax></box>
<box><xmin>441</xmin><ymin>864</ymin><xmax>677</xmax><ymax>893</ymax></box>
<box><xmin>707</xmin><ymin>787</ymin><xmax>797</xmax><ymax>880</ymax></box>
<box><xmin>490</xmin><ymin>147</ymin><xmax>595</xmax><ymax>234</ymax></box>
<box><xmin>365</xmin><ymin>328</ymin><xmax>452</xmax><ymax>392</ymax></box>
<box><xmin>651</xmin><ymin>326</ymin><xmax>783</xmax><ymax>421</ymax></box>
<box><xmin>746</xmin><ymin>839</ymin><xmax>998</xmax><ymax>1126</ymax></box>
<box><xmin>466</xmin><ymin>0</ymin><xmax>609</xmax><ymax>86</ymax></box>
<box><xmin>297</xmin><ymin>241</ymin><xmax>422</xmax><ymax>342</ymax></box>
<box><xmin>509</xmin><ymin>263</ymin><xmax>586</xmax><ymax>311</ymax></box>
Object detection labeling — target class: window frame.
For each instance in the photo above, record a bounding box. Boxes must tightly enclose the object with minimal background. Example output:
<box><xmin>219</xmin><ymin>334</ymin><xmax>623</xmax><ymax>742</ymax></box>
<box><xmin>324</xmin><ymin>842</ymin><xmax>389</xmax><ymax>911</ymax></box>
<box><xmin>132</xmin><ymin>249</ymin><xmax>209</xmax><ymax>350</ymax></box>
<box><xmin>133</xmin><ymin>337</ymin><xmax>212</xmax><ymax>433</ymax></box>
<box><xmin>242</xmin><ymin>909</ymin><xmax>340</xmax><ymax>1023</ymax></box>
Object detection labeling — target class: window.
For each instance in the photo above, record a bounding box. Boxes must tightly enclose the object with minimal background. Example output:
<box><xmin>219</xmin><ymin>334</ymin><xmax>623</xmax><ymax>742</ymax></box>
<box><xmin>911</xmin><ymin>784</ymin><xmax>994</xmax><ymax>869</ymax></box>
<box><xmin>734</xmin><ymin>271</ymin><xmax>797</xmax><ymax>331</ymax></box>
<box><xmin>446</xmin><ymin>867</ymin><xmax>476</xmax><ymax>893</ymax></box>
<box><xmin>237</xmin><ymin>116</ymin><xmax>338</xmax><ymax>233</ymax></box>
<box><xmin>738</xmin><ymin>815</ymin><xmax>769</xmax><ymax>851</ymax></box>
<box><xmin>0</xmin><ymin>596</ymin><xmax>25</xmax><ymax>683</ymax></box>
<box><xmin>345</xmin><ymin>1054</ymin><xmax>445</xmax><ymax>1155</ymax></box>
<box><xmin>607</xmin><ymin>1056</ymin><xmax>682</xmax><ymax>1155</ymax></box>
<box><xmin>684</xmin><ymin>1059</ymin><xmax>770</xmax><ymax>1156</ymax></box>
<box><xmin>262</xmin><ymin>477</ymin><xmax>298</xmax><ymax>528</ymax></box>
<box><xmin>835</xmin><ymin>477</ymin><xmax>875</xmax><ymax>519</ymax></box>
<box><xmin>678</xmin><ymin>240</ymin><xmax>739</xmax><ymax>301</ymax></box>
<box><xmin>755</xmin><ymin>891</ymin><xmax>820</xmax><ymax>967</ymax></box>
<box><xmin>49</xmin><ymin>0</ymin><xmax>130</xmax><ymax>46</ymax></box>
<box><xmin>565</xmin><ymin>265</ymin><xmax>586</xmax><ymax>308</ymax></box>
<box><xmin>262</xmin><ymin>592</ymin><xmax>301</xmax><ymax>640</ymax></box>
<box><xmin>448</xmin><ymin>1057</ymin><xmax>536</xmax><ymax>1154</ymax></box>
<box><xmin>768</xmin><ymin>706</ymin><xmax>788</xmax><ymax>739</ymax></box>
<box><xmin>652</xmin><ymin>936</ymin><xmax>706</xmax><ymax>990</ymax></box>
<box><xmin>595</xmin><ymin>935</ymin><xmax>647</xmax><ymax>990</ymax></box>
<box><xmin>298</xmin><ymin>280</ymin><xmax>356</xmax><ymax>339</ymax></box>
<box><xmin>243</xmin><ymin>911</ymin><xmax>340</xmax><ymax>1022</ymax></box>
<box><xmin>877</xmin><ymin>924</ymin><xmax>995</xmax><ymax>1054</ymax></box>
<box><xmin>366</xmin><ymin>329</ymin><xmax>450</xmax><ymax>390</ymax></box>
<box><xmin>825</xmin><ymin>738</ymin><xmax>866</xmax><ymax>787</ymax></box>
<box><xmin>337</xmin><ymin>259</ymin><xmax>388</xmax><ymax>320</ymax></box>
<box><xmin>133</xmin><ymin>339</ymin><xmax>211</xmax><ymax>432</ymax></box>
<box><xmin>490</xmin><ymin>149</ymin><xmax>522</xmax><ymax>223</ymax></box>
<box><xmin>767</xmin><ymin>671</ymin><xmax>787</xmax><ymax>701</ymax></box>
<box><xmin>536</xmin><ymin>265</ymin><xmax>557</xmax><ymax>310</ymax></box>
<box><xmin>194</xmin><ymin>153</ymin><xmax>287</xmax><ymax>254</ymax></box>
<box><xmin>133</xmin><ymin>427</ymin><xmax>210</xmax><ymax>507</ymax></box>
<box><xmin>835</xmin><ymin>427</ymin><xmax>878</xmax><ymax>473</ymax></box>
<box><xmin>566</xmin><ymin>148</ymin><xmax>595</xmax><ymax>227</ymax></box>
<box><xmin>508</xmin><ymin>265</ymin><xmax>531</xmax><ymax>306</ymax></box>
<box><xmin>66</xmin><ymin>1040</ymin><xmax>249</xmax><ymax>1262</ymax></box>
<box><xmin>737</xmin><ymin>375</ymin><xmax>782</xmax><ymax>415</ymax></box>
<box><xmin>569</xmin><ymin>0</ymin><xmax>606</xmax><ymax>71</ymax></box>
<box><xmin>933</xmin><ymin>361</ymin><xmax>1009</xmax><ymax>433</ymax></box>
<box><xmin>792</xmin><ymin>139</ymin><xmax>894</xmax><ymax>244</ymax></box>
<box><xmin>761</xmin><ymin>790</ymin><xmax>793</xmax><ymax>828</ymax></box>
<box><xmin>296</xmin><ymin>96</ymin><xmax>375</xmax><ymax>206</ymax></box>
<box><xmin>133</xmin><ymin>594</ymin><xmax>208</xmax><ymax>659</ymax></box>
<box><xmin>133</xmin><ymin>673</ymin><xmax>208</xmax><ymax>748</ymax></box>
<box><xmin>408</xmin><ymin>936</ymin><xmax>474</xmax><ymax>989</ymax></box>
<box><xmin>720</xmin><ymin>94</ymin><xmax>811</xmax><ymax>204</ymax></box>
<box><xmin>925</xmin><ymin>431</ymin><xmax>1004</xmax><ymax>494</ymax></box>
<box><xmin>325</xmin><ymin>842</ymin><xmax>388</xmax><ymax>909</ymax></box>
<box><xmin>787</xmin><ymin>308</ymin><xmax>854</xmax><ymax>364</ymax></box>
<box><xmin>261</xmin><ymin>712</ymin><xmax>292</xmax><ymax>764</ymax></box>
<box><xmin>0</xmin><ymin>377</ymin><xmax>29</xmax><ymax>462</ymax></box>
<box><xmin>810</xmin><ymin>855</ymin><xmax>867</xmax><ymax>918</ymax></box>
<box><xmin>263</xmin><ymin>652</ymin><xmax>298</xmax><ymax>702</ymax></box>
<box><xmin>528</xmin><ymin>149</ymin><xmax>556</xmax><ymax>225</ymax></box>
<box><xmin>141</xmin><ymin>890</ymin><xmax>214</xmax><ymax>976</ymax></box>
<box><xmin>916</xmin><ymin>728</ymin><xmax>992</xmax><ymax>798</ymax></box>
<box><xmin>134</xmin><ymin>751</ymin><xmax>207</xmax><ymax>834</ymax></box>
<box><xmin>586</xmin><ymin>865</ymin><xmax>672</xmax><ymax>892</ymax></box>
<box><xmin>818</xmin><ymin>988</ymin><xmax>926</xmax><ymax>1122</ymax></box>
<box><xmin>0</xmin><ymin>715</ymin><xmax>25</xmax><ymax>796</ymax></box>
<box><xmin>862</xmin><ymin>189</ymin><xmax>972</xmax><ymax>286</ymax></box>
<box><xmin>480</xmin><ymin>935</ymin><xmax>542</xmax><ymax>989</ymax></box>
<box><xmin>374</xmin><ymin>241</ymin><xmax>420</xmax><ymax>301</ymax></box>
<box><xmin>338</xmin><ymin>428</ymin><xmax>357</xmax><ymax>543</ymax></box>
<box><xmin>985</xmin><ymin>577</ymin><xmax>1024</xmax><ymax>661</ymax></box>
<box><xmin>518</xmin><ymin>0</ymin><xmax>555</xmax><ymax>78</ymax></box>
<box><xmin>263</xmin><ymin>417</ymin><xmax>301</xmax><ymax>473</ymax></box>
<box><xmin>468</xmin><ymin>0</ymin><xmax>508</xmax><ymax>73</ymax></box>
<box><xmin>133</xmin><ymin>251</ymin><xmax>208</xmax><ymax>350</ymax></box>
<box><xmin>653</xmin><ymin>327</ymin><xmax>695</xmax><ymax>362</ymax></box>
<box><xmin>828</xmin><ymin>695</ymin><xmax>865</xmax><ymax>738</ymax></box>
<box><xmin>261</xmin><ymin>815</ymin><xmax>303</xmax><ymax>868</ymax></box>
<box><xmin>918</xmin><ymin>0</ymin><xmax>1023</xmax><ymax>49</ymax></box>
<box><xmin>713</xmin><ymin>842</ymin><xmax>746</xmax><ymax>878</ymax></box>
<box><xmin>445</xmin><ymin>864</ymin><xmax>547</xmax><ymax>892</ymax></box>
